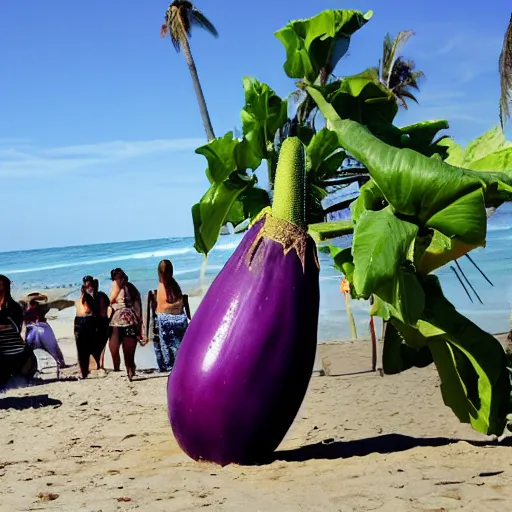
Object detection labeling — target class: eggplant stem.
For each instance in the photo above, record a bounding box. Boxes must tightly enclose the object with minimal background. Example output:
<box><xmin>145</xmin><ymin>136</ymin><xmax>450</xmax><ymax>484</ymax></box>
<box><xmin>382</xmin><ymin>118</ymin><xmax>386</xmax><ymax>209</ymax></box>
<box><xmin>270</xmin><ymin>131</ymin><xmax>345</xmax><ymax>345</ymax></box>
<box><xmin>271</xmin><ymin>137</ymin><xmax>307</xmax><ymax>229</ymax></box>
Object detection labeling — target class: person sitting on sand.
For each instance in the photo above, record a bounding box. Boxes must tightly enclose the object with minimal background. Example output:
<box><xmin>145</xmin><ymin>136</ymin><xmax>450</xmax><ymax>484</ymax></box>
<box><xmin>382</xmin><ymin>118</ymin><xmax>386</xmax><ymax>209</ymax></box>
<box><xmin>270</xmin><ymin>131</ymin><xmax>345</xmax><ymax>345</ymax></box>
<box><xmin>0</xmin><ymin>275</ymin><xmax>37</xmax><ymax>388</ymax></box>
<box><xmin>108</xmin><ymin>268</ymin><xmax>144</xmax><ymax>381</ymax></box>
<box><xmin>152</xmin><ymin>259</ymin><xmax>191</xmax><ymax>372</ymax></box>
<box><xmin>23</xmin><ymin>294</ymin><xmax>66</xmax><ymax>371</ymax></box>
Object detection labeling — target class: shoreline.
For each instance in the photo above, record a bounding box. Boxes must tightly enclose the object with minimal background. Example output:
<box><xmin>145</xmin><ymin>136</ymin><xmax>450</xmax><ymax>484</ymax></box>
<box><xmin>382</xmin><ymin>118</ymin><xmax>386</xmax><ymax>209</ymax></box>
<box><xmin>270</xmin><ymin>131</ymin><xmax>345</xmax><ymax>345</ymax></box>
<box><xmin>27</xmin><ymin>300</ymin><xmax>512</xmax><ymax>378</ymax></box>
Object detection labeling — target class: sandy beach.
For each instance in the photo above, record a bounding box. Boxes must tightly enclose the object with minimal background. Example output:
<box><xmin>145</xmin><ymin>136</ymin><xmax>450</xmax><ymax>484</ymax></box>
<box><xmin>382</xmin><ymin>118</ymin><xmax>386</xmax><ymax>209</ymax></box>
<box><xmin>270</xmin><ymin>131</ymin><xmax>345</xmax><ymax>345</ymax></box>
<box><xmin>1</xmin><ymin>302</ymin><xmax>512</xmax><ymax>511</ymax></box>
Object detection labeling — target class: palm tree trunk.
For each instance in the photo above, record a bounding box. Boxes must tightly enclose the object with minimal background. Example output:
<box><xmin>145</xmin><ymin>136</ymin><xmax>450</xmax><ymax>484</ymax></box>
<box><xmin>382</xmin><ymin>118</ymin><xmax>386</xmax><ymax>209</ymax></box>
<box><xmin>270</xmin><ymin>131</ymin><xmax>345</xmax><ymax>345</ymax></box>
<box><xmin>180</xmin><ymin>35</ymin><xmax>216</xmax><ymax>141</ymax></box>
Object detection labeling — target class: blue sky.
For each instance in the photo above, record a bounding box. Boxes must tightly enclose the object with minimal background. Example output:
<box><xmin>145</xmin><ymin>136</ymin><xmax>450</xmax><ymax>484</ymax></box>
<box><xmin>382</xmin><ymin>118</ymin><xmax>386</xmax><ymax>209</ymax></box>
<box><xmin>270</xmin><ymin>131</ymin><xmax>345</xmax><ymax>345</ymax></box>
<box><xmin>0</xmin><ymin>0</ymin><xmax>509</xmax><ymax>251</ymax></box>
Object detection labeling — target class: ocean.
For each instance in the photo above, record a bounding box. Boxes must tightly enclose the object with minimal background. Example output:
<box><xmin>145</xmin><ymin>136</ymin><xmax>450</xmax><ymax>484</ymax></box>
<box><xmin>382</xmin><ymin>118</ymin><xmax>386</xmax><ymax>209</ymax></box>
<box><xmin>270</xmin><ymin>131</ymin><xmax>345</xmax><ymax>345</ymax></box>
<box><xmin>1</xmin><ymin>203</ymin><xmax>512</xmax><ymax>342</ymax></box>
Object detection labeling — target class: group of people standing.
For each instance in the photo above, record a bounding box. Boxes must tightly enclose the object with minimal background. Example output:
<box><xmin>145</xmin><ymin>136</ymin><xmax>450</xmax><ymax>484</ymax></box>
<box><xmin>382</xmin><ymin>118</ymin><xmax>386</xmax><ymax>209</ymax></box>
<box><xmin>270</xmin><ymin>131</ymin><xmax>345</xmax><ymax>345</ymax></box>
<box><xmin>75</xmin><ymin>260</ymin><xmax>191</xmax><ymax>381</ymax></box>
<box><xmin>0</xmin><ymin>259</ymin><xmax>190</xmax><ymax>387</ymax></box>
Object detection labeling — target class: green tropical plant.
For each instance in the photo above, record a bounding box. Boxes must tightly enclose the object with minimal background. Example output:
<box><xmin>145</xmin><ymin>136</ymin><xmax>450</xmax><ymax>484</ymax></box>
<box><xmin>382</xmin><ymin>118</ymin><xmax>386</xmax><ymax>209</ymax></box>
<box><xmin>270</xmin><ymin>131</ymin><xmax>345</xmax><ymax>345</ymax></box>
<box><xmin>161</xmin><ymin>1</ymin><xmax>218</xmax><ymax>141</ymax></box>
<box><xmin>190</xmin><ymin>9</ymin><xmax>454</xmax><ymax>255</ymax></box>
<box><xmin>309</xmin><ymin>85</ymin><xmax>512</xmax><ymax>435</ymax></box>
<box><xmin>436</xmin><ymin>127</ymin><xmax>512</xmax><ymax>205</ymax></box>
<box><xmin>499</xmin><ymin>14</ymin><xmax>512</xmax><ymax>129</ymax></box>
<box><xmin>364</xmin><ymin>30</ymin><xmax>424</xmax><ymax>109</ymax></box>
<box><xmin>275</xmin><ymin>10</ymin><xmax>373</xmax><ymax>84</ymax></box>
<box><xmin>191</xmin><ymin>79</ymin><xmax>287</xmax><ymax>255</ymax></box>
<box><xmin>278</xmin><ymin>10</ymin><xmax>373</xmax><ymax>131</ymax></box>
<box><xmin>183</xmin><ymin>6</ymin><xmax>512</xmax><ymax>438</ymax></box>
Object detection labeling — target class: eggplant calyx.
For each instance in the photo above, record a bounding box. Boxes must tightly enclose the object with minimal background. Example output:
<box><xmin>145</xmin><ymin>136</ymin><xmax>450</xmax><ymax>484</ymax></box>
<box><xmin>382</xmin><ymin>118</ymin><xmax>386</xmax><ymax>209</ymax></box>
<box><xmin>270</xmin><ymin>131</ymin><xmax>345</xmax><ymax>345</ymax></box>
<box><xmin>246</xmin><ymin>214</ymin><xmax>319</xmax><ymax>273</ymax></box>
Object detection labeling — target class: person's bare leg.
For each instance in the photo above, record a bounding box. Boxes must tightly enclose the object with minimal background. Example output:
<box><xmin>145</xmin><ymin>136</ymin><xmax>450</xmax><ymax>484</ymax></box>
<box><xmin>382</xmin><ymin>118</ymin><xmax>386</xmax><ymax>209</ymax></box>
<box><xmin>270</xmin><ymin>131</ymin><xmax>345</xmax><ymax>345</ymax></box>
<box><xmin>122</xmin><ymin>337</ymin><xmax>137</xmax><ymax>381</ymax></box>
<box><xmin>99</xmin><ymin>347</ymin><xmax>106</xmax><ymax>369</ymax></box>
<box><xmin>109</xmin><ymin>328</ymin><xmax>121</xmax><ymax>371</ymax></box>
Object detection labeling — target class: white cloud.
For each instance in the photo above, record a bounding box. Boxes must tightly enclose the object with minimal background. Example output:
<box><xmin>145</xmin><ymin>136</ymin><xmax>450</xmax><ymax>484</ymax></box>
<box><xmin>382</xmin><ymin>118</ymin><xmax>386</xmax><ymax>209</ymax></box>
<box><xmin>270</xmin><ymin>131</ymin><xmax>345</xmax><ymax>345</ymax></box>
<box><xmin>0</xmin><ymin>137</ymin><xmax>206</xmax><ymax>177</ymax></box>
<box><xmin>411</xmin><ymin>25</ymin><xmax>501</xmax><ymax>84</ymax></box>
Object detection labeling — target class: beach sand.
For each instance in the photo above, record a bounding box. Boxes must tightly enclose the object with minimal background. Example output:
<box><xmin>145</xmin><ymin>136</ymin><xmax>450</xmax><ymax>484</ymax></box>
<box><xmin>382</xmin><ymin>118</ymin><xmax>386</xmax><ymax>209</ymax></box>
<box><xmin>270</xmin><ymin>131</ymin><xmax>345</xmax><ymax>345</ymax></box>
<box><xmin>2</xmin><ymin>306</ymin><xmax>512</xmax><ymax>511</ymax></box>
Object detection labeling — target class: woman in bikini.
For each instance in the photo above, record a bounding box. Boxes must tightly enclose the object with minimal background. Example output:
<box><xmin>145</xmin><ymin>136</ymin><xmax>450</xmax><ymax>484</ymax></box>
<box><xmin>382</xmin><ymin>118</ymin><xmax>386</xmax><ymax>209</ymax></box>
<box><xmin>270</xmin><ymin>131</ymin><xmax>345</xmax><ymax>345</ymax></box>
<box><xmin>108</xmin><ymin>268</ymin><xmax>143</xmax><ymax>381</ymax></box>
<box><xmin>152</xmin><ymin>259</ymin><xmax>191</xmax><ymax>372</ymax></box>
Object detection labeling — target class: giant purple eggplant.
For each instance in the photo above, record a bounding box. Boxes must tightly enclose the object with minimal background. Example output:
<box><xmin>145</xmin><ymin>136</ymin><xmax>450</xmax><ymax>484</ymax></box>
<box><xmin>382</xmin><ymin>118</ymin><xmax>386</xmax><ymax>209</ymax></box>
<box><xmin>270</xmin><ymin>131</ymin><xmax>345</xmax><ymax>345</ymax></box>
<box><xmin>167</xmin><ymin>137</ymin><xmax>320</xmax><ymax>466</ymax></box>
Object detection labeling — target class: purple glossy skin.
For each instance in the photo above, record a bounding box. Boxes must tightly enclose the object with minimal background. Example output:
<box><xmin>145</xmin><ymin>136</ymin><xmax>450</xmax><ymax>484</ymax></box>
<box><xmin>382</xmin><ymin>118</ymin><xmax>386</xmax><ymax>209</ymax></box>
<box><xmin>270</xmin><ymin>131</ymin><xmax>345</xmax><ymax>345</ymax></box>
<box><xmin>167</xmin><ymin>217</ymin><xmax>320</xmax><ymax>466</ymax></box>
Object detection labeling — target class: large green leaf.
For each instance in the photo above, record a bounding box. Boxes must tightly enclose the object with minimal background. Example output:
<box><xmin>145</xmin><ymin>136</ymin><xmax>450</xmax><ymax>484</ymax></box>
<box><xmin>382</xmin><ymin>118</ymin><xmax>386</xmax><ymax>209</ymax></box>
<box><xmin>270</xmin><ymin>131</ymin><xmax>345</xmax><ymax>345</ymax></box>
<box><xmin>196</xmin><ymin>132</ymin><xmax>239</xmax><ymax>184</ymax></box>
<box><xmin>307</xmin><ymin>220</ymin><xmax>354</xmax><ymax>242</ymax></box>
<box><xmin>225</xmin><ymin>187</ymin><xmax>271</xmax><ymax>231</ymax></box>
<box><xmin>307</xmin><ymin>86</ymin><xmax>512</xmax><ymax>247</ymax></box>
<box><xmin>195</xmin><ymin>132</ymin><xmax>262</xmax><ymax>184</ymax></box>
<box><xmin>240</xmin><ymin>77</ymin><xmax>288</xmax><ymax>160</ymax></box>
<box><xmin>352</xmin><ymin>207</ymin><xmax>418</xmax><ymax>300</ymax></box>
<box><xmin>467</xmin><ymin>146</ymin><xmax>512</xmax><ymax>172</ymax></box>
<box><xmin>327</xmin><ymin>73</ymin><xmax>398</xmax><ymax>126</ymax></box>
<box><xmin>464</xmin><ymin>126</ymin><xmax>510</xmax><ymax>164</ymax></box>
<box><xmin>418</xmin><ymin>230</ymin><xmax>479</xmax><ymax>275</ymax></box>
<box><xmin>275</xmin><ymin>10</ymin><xmax>373</xmax><ymax>83</ymax></box>
<box><xmin>422</xmin><ymin>276</ymin><xmax>511</xmax><ymax>435</ymax></box>
<box><xmin>382</xmin><ymin>321</ymin><xmax>433</xmax><ymax>375</ymax></box>
<box><xmin>399</xmin><ymin>120</ymin><xmax>450</xmax><ymax>158</ymax></box>
<box><xmin>236</xmin><ymin>187</ymin><xmax>271</xmax><ymax>220</ymax></box>
<box><xmin>388</xmin><ymin>268</ymin><xmax>426</xmax><ymax>326</ymax></box>
<box><xmin>440</xmin><ymin>126</ymin><xmax>512</xmax><ymax>171</ymax></box>
<box><xmin>328</xmin><ymin>245</ymin><xmax>354</xmax><ymax>282</ymax></box>
<box><xmin>225</xmin><ymin>198</ymin><xmax>245</xmax><ymax>227</ymax></box>
<box><xmin>375</xmin><ymin>274</ymin><xmax>511</xmax><ymax>435</ymax></box>
<box><xmin>350</xmin><ymin>180</ymin><xmax>384</xmax><ymax>224</ymax></box>
<box><xmin>438</xmin><ymin>138</ymin><xmax>465</xmax><ymax>167</ymax></box>
<box><xmin>192</xmin><ymin>173</ymin><xmax>257</xmax><ymax>255</ymax></box>
<box><xmin>306</xmin><ymin>128</ymin><xmax>346</xmax><ymax>180</ymax></box>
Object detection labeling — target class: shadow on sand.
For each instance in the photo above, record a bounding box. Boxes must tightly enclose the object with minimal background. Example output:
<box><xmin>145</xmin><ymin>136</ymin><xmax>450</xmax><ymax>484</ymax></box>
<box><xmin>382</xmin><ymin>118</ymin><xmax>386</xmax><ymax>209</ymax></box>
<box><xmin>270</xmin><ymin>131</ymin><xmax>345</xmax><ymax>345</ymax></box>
<box><xmin>270</xmin><ymin>433</ymin><xmax>512</xmax><ymax>463</ymax></box>
<box><xmin>0</xmin><ymin>394</ymin><xmax>62</xmax><ymax>411</ymax></box>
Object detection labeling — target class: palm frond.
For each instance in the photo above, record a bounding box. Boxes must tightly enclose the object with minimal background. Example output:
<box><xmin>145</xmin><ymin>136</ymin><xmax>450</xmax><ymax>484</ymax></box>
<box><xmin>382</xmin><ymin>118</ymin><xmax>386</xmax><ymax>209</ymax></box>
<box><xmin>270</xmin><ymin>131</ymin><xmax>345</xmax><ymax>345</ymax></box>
<box><xmin>389</xmin><ymin>57</ymin><xmax>423</xmax><ymax>90</ymax></box>
<box><xmin>381</xmin><ymin>33</ymin><xmax>394</xmax><ymax>82</ymax></box>
<box><xmin>393</xmin><ymin>89</ymin><xmax>419</xmax><ymax>110</ymax></box>
<box><xmin>190</xmin><ymin>7</ymin><xmax>219</xmax><ymax>38</ymax></box>
<box><xmin>165</xmin><ymin>4</ymin><xmax>190</xmax><ymax>51</ymax></box>
<box><xmin>162</xmin><ymin>1</ymin><xmax>217</xmax><ymax>52</ymax></box>
<box><xmin>384</xmin><ymin>30</ymin><xmax>414</xmax><ymax>88</ymax></box>
<box><xmin>499</xmin><ymin>14</ymin><xmax>512</xmax><ymax>129</ymax></box>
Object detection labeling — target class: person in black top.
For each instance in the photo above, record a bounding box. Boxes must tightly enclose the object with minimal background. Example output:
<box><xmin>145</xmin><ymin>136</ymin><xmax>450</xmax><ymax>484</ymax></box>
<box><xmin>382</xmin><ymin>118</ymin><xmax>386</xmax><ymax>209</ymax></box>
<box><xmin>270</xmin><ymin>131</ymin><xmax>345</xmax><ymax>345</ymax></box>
<box><xmin>81</xmin><ymin>276</ymin><xmax>110</xmax><ymax>371</ymax></box>
<box><xmin>0</xmin><ymin>275</ymin><xmax>37</xmax><ymax>388</ymax></box>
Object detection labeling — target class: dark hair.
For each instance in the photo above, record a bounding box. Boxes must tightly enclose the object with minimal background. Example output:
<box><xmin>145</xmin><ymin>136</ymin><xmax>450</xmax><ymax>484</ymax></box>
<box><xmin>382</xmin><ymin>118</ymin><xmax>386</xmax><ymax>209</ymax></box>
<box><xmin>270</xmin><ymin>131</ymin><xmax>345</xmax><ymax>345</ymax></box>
<box><xmin>157</xmin><ymin>259</ymin><xmax>182</xmax><ymax>302</ymax></box>
<box><xmin>111</xmin><ymin>268</ymin><xmax>128</xmax><ymax>282</ymax></box>
<box><xmin>0</xmin><ymin>274</ymin><xmax>13</xmax><ymax>301</ymax></box>
<box><xmin>110</xmin><ymin>268</ymin><xmax>140</xmax><ymax>304</ymax></box>
<box><xmin>0</xmin><ymin>275</ymin><xmax>23</xmax><ymax>329</ymax></box>
<box><xmin>80</xmin><ymin>275</ymin><xmax>98</xmax><ymax>312</ymax></box>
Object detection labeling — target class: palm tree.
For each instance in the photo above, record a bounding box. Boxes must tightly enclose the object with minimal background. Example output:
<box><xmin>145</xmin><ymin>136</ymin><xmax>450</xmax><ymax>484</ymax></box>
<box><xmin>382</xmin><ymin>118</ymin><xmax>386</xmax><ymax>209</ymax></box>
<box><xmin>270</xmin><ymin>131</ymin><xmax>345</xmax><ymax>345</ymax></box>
<box><xmin>499</xmin><ymin>14</ymin><xmax>512</xmax><ymax>129</ymax></box>
<box><xmin>161</xmin><ymin>1</ymin><xmax>218</xmax><ymax>141</ymax></box>
<box><xmin>366</xmin><ymin>30</ymin><xmax>424</xmax><ymax>109</ymax></box>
